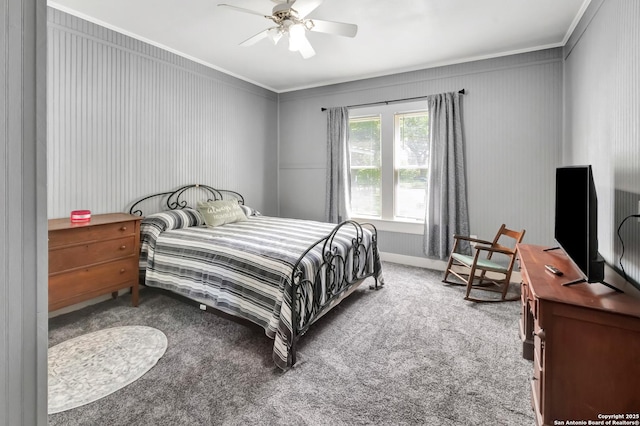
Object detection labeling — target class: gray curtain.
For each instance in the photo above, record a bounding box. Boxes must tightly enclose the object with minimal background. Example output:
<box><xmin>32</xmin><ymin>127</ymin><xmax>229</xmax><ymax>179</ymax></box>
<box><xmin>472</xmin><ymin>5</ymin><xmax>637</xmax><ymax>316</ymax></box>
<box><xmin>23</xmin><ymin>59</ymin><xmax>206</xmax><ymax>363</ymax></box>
<box><xmin>325</xmin><ymin>107</ymin><xmax>352</xmax><ymax>223</ymax></box>
<box><xmin>423</xmin><ymin>92</ymin><xmax>470</xmax><ymax>259</ymax></box>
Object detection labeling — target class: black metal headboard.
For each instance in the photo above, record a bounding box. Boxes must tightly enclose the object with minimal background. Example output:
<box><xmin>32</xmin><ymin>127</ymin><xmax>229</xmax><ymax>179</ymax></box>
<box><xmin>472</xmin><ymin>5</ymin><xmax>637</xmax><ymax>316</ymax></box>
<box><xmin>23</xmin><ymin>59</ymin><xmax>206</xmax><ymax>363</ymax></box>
<box><xmin>128</xmin><ymin>184</ymin><xmax>245</xmax><ymax>216</ymax></box>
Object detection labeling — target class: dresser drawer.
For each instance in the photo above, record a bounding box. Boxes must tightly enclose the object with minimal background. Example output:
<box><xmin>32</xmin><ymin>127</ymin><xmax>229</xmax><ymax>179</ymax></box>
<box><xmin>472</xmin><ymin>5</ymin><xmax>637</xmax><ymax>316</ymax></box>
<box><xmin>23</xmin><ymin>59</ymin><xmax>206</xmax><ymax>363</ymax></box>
<box><xmin>49</xmin><ymin>220</ymin><xmax>136</xmax><ymax>248</ymax></box>
<box><xmin>530</xmin><ymin>297</ymin><xmax>539</xmax><ymax>321</ymax></box>
<box><xmin>533</xmin><ymin>327</ymin><xmax>545</xmax><ymax>419</ymax></box>
<box><xmin>520</xmin><ymin>282</ymin><xmax>529</xmax><ymax>337</ymax></box>
<box><xmin>532</xmin><ymin>349</ymin><xmax>544</xmax><ymax>413</ymax></box>
<box><xmin>49</xmin><ymin>236</ymin><xmax>136</xmax><ymax>273</ymax></box>
<box><xmin>534</xmin><ymin>331</ymin><xmax>544</xmax><ymax>369</ymax></box>
<box><xmin>521</xmin><ymin>280</ymin><xmax>528</xmax><ymax>298</ymax></box>
<box><xmin>49</xmin><ymin>257</ymin><xmax>138</xmax><ymax>310</ymax></box>
<box><xmin>530</xmin><ymin>377</ymin><xmax>543</xmax><ymax>426</ymax></box>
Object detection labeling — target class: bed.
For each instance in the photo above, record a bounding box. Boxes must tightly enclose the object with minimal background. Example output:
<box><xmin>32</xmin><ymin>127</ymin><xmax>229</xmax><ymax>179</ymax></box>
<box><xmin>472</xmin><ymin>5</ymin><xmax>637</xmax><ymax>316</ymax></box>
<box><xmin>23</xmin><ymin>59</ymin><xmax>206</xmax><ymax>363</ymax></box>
<box><xmin>130</xmin><ymin>184</ymin><xmax>384</xmax><ymax>369</ymax></box>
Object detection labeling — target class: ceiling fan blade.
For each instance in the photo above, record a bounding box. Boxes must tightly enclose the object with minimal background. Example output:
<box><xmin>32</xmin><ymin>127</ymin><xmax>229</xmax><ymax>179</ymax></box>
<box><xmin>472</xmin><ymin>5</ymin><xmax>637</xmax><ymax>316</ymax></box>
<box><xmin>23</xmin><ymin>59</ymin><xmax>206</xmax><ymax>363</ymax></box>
<box><xmin>240</xmin><ymin>29</ymin><xmax>270</xmax><ymax>47</ymax></box>
<box><xmin>309</xmin><ymin>19</ymin><xmax>358</xmax><ymax>37</ymax></box>
<box><xmin>297</xmin><ymin>33</ymin><xmax>316</xmax><ymax>59</ymax></box>
<box><xmin>217</xmin><ymin>4</ymin><xmax>268</xmax><ymax>18</ymax></box>
<box><xmin>291</xmin><ymin>0</ymin><xmax>323</xmax><ymax>19</ymax></box>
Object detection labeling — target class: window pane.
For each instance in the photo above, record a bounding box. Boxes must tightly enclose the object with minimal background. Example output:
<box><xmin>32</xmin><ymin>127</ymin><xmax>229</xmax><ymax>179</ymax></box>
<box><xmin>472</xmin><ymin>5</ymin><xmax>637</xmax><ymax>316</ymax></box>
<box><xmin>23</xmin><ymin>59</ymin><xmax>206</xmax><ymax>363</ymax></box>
<box><xmin>396</xmin><ymin>168</ymin><xmax>427</xmax><ymax>220</ymax></box>
<box><xmin>395</xmin><ymin>112</ymin><xmax>428</xmax><ymax>220</ymax></box>
<box><xmin>349</xmin><ymin>116</ymin><xmax>381</xmax><ymax>217</ymax></box>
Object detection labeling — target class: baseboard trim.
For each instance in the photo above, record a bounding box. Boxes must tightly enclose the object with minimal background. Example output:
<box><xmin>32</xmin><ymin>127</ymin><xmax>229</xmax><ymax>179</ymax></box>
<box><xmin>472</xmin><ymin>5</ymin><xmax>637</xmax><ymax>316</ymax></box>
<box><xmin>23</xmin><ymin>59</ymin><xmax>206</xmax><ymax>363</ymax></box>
<box><xmin>48</xmin><ymin>289</ymin><xmax>130</xmax><ymax>318</ymax></box>
<box><xmin>379</xmin><ymin>252</ymin><xmax>449</xmax><ymax>270</ymax></box>
<box><xmin>379</xmin><ymin>251</ymin><xmax>522</xmax><ymax>283</ymax></box>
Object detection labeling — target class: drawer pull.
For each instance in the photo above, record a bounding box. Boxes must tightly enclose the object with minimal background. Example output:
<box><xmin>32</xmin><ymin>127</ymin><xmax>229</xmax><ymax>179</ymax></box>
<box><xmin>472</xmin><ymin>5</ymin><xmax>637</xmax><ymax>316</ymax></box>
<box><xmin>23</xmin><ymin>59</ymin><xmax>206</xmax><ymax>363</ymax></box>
<box><xmin>120</xmin><ymin>226</ymin><xmax>127</xmax><ymax>231</ymax></box>
<box><xmin>534</xmin><ymin>329</ymin><xmax>546</xmax><ymax>341</ymax></box>
<box><xmin>120</xmin><ymin>245</ymin><xmax>127</xmax><ymax>250</ymax></box>
<box><xmin>120</xmin><ymin>268</ymin><xmax>126</xmax><ymax>273</ymax></box>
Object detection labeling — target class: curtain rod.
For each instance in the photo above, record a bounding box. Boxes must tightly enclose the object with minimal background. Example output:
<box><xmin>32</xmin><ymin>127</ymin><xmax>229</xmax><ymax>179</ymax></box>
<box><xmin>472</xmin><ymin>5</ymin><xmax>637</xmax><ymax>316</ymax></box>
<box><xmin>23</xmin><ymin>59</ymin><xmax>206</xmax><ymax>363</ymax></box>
<box><xmin>320</xmin><ymin>89</ymin><xmax>465</xmax><ymax>112</ymax></box>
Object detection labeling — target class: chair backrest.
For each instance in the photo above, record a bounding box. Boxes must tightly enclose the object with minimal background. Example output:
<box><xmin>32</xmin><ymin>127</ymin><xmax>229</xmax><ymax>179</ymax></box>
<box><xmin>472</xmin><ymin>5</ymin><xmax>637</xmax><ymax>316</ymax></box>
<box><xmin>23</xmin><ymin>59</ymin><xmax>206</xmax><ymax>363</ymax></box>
<box><xmin>487</xmin><ymin>224</ymin><xmax>526</xmax><ymax>261</ymax></box>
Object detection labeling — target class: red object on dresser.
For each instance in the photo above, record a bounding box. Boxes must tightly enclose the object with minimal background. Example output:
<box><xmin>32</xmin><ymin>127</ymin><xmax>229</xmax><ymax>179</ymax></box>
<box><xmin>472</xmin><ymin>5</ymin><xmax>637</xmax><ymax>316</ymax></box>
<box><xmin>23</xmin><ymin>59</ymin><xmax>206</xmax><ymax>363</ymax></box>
<box><xmin>70</xmin><ymin>209</ymin><xmax>91</xmax><ymax>223</ymax></box>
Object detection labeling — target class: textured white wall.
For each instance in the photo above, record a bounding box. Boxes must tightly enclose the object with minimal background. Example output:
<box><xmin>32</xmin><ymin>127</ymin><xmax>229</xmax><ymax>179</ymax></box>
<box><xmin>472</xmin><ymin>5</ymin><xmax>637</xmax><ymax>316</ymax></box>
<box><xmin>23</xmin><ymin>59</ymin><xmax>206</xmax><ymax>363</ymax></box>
<box><xmin>564</xmin><ymin>0</ymin><xmax>640</xmax><ymax>286</ymax></box>
<box><xmin>1</xmin><ymin>0</ymin><xmax>48</xmax><ymax>424</ymax></box>
<box><xmin>279</xmin><ymin>50</ymin><xmax>564</xmax><ymax>256</ymax></box>
<box><xmin>47</xmin><ymin>8</ymin><xmax>279</xmax><ymax>219</ymax></box>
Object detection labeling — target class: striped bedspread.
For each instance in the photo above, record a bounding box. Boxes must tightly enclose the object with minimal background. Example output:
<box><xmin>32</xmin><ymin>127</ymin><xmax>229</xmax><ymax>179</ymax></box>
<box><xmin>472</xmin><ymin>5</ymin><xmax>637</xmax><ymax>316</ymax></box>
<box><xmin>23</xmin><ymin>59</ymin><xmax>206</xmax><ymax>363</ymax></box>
<box><xmin>139</xmin><ymin>210</ymin><xmax>383</xmax><ymax>369</ymax></box>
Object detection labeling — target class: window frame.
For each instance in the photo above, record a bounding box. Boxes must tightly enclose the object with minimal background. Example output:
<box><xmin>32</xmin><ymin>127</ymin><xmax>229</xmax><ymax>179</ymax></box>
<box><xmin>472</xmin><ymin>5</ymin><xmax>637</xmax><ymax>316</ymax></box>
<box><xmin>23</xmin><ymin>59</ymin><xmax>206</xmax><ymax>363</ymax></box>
<box><xmin>348</xmin><ymin>114</ymin><xmax>382</xmax><ymax>218</ymax></box>
<box><xmin>348</xmin><ymin>101</ymin><xmax>429</xmax><ymax>234</ymax></box>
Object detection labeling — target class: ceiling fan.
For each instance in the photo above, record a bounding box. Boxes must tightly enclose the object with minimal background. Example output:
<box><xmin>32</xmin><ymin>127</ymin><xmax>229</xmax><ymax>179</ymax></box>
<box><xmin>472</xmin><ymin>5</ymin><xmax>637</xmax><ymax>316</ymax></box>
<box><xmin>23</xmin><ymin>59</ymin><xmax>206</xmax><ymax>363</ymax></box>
<box><xmin>217</xmin><ymin>0</ymin><xmax>358</xmax><ymax>59</ymax></box>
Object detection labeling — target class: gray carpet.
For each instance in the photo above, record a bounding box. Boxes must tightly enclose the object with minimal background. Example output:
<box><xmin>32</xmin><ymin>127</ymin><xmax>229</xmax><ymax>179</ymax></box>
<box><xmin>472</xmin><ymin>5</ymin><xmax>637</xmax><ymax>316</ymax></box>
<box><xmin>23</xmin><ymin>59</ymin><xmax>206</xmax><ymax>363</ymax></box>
<box><xmin>48</xmin><ymin>262</ymin><xmax>535</xmax><ymax>425</ymax></box>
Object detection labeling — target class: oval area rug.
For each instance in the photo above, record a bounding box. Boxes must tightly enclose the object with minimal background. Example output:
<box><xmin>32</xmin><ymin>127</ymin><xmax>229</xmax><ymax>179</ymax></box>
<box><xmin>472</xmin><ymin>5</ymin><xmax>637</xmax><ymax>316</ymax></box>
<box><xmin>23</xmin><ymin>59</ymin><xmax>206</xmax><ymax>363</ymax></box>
<box><xmin>48</xmin><ymin>325</ymin><xmax>167</xmax><ymax>414</ymax></box>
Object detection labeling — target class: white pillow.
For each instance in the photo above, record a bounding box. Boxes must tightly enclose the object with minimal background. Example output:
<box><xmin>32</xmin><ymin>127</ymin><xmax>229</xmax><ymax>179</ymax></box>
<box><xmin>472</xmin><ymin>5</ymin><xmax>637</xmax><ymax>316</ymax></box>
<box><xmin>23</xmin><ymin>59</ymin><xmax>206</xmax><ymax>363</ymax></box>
<box><xmin>197</xmin><ymin>200</ymin><xmax>247</xmax><ymax>227</ymax></box>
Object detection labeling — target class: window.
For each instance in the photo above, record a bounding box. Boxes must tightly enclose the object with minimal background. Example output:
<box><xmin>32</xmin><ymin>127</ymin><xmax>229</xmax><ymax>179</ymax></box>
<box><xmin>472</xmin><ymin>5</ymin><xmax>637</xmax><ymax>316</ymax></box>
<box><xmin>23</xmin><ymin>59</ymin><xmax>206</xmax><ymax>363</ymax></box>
<box><xmin>394</xmin><ymin>111</ymin><xmax>429</xmax><ymax>220</ymax></box>
<box><xmin>349</xmin><ymin>115</ymin><xmax>381</xmax><ymax>217</ymax></box>
<box><xmin>349</xmin><ymin>101</ymin><xmax>429</xmax><ymax>224</ymax></box>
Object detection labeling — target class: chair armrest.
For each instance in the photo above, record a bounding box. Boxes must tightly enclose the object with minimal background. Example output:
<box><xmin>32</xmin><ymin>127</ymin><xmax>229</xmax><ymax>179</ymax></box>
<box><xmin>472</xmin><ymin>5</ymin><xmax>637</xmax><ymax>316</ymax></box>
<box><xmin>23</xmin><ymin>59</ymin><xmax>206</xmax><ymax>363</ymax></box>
<box><xmin>474</xmin><ymin>245</ymin><xmax>515</xmax><ymax>256</ymax></box>
<box><xmin>453</xmin><ymin>235</ymin><xmax>493</xmax><ymax>245</ymax></box>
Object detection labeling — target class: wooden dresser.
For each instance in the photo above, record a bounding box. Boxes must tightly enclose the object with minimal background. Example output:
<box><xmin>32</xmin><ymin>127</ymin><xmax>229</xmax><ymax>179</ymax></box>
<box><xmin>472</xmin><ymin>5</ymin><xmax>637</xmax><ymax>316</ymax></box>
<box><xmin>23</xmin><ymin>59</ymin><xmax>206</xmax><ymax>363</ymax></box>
<box><xmin>518</xmin><ymin>244</ymin><xmax>640</xmax><ymax>425</ymax></box>
<box><xmin>48</xmin><ymin>213</ymin><xmax>142</xmax><ymax>312</ymax></box>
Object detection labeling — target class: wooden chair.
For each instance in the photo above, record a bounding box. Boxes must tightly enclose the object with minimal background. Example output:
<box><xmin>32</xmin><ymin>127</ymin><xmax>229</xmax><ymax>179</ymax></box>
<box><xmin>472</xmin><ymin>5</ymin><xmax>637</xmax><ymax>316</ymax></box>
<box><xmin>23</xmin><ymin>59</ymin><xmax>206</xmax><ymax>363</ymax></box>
<box><xmin>442</xmin><ymin>224</ymin><xmax>525</xmax><ymax>302</ymax></box>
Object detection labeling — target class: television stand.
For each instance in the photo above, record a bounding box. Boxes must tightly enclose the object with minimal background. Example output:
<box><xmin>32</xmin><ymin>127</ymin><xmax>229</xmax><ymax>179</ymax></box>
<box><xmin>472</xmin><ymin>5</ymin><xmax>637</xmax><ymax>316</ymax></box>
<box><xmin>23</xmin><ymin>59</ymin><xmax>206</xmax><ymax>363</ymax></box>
<box><xmin>517</xmin><ymin>244</ymin><xmax>640</xmax><ymax>425</ymax></box>
<box><xmin>562</xmin><ymin>277</ymin><xmax>624</xmax><ymax>293</ymax></box>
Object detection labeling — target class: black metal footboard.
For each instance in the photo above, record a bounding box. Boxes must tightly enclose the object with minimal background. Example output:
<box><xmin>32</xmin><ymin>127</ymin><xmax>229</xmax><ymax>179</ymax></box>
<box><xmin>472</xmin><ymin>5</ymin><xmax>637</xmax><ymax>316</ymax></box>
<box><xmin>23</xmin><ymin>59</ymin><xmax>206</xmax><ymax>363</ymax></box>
<box><xmin>289</xmin><ymin>220</ymin><xmax>383</xmax><ymax>366</ymax></box>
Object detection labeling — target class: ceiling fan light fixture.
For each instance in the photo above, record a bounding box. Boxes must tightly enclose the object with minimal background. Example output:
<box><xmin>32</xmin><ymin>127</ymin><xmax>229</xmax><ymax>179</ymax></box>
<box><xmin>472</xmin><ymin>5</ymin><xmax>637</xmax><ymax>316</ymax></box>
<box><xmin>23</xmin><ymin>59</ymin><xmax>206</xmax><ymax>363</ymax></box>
<box><xmin>304</xmin><ymin>20</ymin><xmax>315</xmax><ymax>31</ymax></box>
<box><xmin>219</xmin><ymin>0</ymin><xmax>357</xmax><ymax>59</ymax></box>
<box><xmin>267</xmin><ymin>27</ymin><xmax>283</xmax><ymax>45</ymax></box>
<box><xmin>288</xmin><ymin>23</ymin><xmax>305</xmax><ymax>52</ymax></box>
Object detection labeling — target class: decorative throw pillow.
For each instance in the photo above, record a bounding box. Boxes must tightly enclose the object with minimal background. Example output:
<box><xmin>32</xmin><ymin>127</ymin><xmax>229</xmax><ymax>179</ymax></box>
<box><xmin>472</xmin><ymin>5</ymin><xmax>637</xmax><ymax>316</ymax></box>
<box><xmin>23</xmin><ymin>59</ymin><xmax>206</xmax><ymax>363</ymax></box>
<box><xmin>240</xmin><ymin>205</ymin><xmax>262</xmax><ymax>217</ymax></box>
<box><xmin>141</xmin><ymin>208</ymin><xmax>205</xmax><ymax>232</ymax></box>
<box><xmin>197</xmin><ymin>200</ymin><xmax>247</xmax><ymax>227</ymax></box>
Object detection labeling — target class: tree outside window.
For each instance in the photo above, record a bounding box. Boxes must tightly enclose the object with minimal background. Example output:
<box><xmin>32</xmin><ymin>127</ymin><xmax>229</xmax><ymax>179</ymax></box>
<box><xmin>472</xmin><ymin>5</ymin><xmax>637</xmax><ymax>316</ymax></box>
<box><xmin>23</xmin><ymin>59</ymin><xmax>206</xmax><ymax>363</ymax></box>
<box><xmin>349</xmin><ymin>103</ymin><xmax>429</xmax><ymax>222</ymax></box>
<box><xmin>395</xmin><ymin>112</ymin><xmax>429</xmax><ymax>220</ymax></box>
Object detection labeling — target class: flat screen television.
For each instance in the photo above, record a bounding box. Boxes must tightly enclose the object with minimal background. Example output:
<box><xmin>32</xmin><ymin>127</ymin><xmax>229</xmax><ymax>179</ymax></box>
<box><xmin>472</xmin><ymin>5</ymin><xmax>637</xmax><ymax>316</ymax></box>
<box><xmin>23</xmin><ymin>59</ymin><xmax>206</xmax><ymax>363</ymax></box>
<box><xmin>554</xmin><ymin>165</ymin><xmax>603</xmax><ymax>283</ymax></box>
<box><xmin>553</xmin><ymin>165</ymin><xmax>621</xmax><ymax>292</ymax></box>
